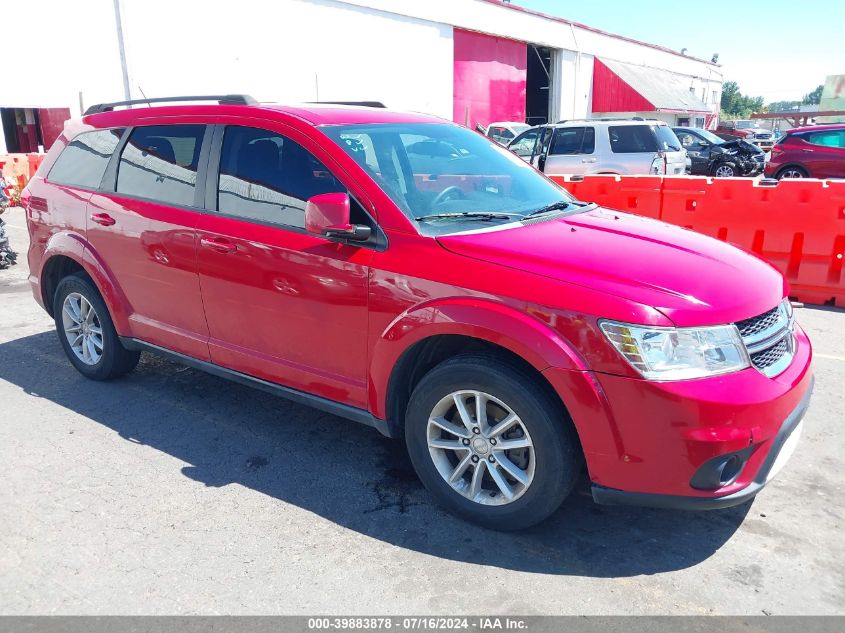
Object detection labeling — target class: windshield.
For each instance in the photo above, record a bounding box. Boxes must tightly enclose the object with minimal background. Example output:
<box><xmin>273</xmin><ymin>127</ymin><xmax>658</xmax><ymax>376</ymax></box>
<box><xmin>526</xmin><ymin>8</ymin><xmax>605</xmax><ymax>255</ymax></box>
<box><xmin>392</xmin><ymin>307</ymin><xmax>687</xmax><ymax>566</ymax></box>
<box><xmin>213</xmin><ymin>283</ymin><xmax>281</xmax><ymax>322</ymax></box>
<box><xmin>695</xmin><ymin>129</ymin><xmax>725</xmax><ymax>145</ymax></box>
<box><xmin>735</xmin><ymin>121</ymin><xmax>760</xmax><ymax>129</ymax></box>
<box><xmin>652</xmin><ymin>125</ymin><xmax>682</xmax><ymax>151</ymax></box>
<box><xmin>321</xmin><ymin>123</ymin><xmax>575</xmax><ymax>233</ymax></box>
<box><xmin>510</xmin><ymin>124</ymin><xmax>531</xmax><ymax>135</ymax></box>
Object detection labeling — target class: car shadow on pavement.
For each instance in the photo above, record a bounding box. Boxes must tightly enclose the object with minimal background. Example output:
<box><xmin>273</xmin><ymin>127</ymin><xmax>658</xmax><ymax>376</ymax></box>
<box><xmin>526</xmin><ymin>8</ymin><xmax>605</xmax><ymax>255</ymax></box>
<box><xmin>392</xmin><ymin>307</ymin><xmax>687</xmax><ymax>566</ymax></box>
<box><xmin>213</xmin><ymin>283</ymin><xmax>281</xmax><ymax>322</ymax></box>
<box><xmin>0</xmin><ymin>331</ymin><xmax>751</xmax><ymax>577</ymax></box>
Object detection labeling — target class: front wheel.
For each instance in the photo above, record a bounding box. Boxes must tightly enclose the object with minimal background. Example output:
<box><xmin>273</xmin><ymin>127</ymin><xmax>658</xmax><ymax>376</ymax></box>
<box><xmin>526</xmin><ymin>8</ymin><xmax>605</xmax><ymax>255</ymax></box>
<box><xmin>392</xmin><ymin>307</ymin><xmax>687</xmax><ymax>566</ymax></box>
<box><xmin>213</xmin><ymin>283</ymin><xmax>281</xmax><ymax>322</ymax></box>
<box><xmin>712</xmin><ymin>162</ymin><xmax>738</xmax><ymax>178</ymax></box>
<box><xmin>405</xmin><ymin>355</ymin><xmax>580</xmax><ymax>530</ymax></box>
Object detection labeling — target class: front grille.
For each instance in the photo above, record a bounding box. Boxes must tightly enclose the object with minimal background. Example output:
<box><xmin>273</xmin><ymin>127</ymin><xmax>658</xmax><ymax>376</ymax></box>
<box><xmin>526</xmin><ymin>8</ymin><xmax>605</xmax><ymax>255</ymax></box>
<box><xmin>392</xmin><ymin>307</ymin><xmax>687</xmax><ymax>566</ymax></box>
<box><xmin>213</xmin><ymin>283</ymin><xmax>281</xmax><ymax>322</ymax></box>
<box><xmin>750</xmin><ymin>337</ymin><xmax>789</xmax><ymax>369</ymax></box>
<box><xmin>736</xmin><ymin>303</ymin><xmax>794</xmax><ymax>377</ymax></box>
<box><xmin>736</xmin><ymin>306</ymin><xmax>782</xmax><ymax>338</ymax></box>
<box><xmin>755</xmin><ymin>133</ymin><xmax>772</xmax><ymax>140</ymax></box>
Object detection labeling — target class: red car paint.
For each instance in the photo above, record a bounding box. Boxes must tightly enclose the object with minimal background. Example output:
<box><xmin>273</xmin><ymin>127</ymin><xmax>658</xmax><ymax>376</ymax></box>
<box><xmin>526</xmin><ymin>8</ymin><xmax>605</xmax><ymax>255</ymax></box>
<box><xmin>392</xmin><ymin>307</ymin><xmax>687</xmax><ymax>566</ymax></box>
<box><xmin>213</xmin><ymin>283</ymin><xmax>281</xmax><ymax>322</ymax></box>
<box><xmin>765</xmin><ymin>124</ymin><xmax>845</xmax><ymax>180</ymax></box>
<box><xmin>24</xmin><ymin>102</ymin><xmax>812</xmax><ymax>506</ymax></box>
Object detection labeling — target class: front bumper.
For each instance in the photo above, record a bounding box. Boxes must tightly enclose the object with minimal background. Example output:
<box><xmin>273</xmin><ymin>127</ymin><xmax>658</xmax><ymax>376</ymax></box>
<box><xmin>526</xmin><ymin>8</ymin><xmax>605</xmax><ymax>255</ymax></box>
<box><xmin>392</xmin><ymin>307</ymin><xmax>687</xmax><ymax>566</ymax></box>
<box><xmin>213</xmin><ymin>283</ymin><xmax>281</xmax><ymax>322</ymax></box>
<box><xmin>591</xmin><ymin>378</ymin><xmax>812</xmax><ymax>509</ymax></box>
<box><xmin>542</xmin><ymin>322</ymin><xmax>813</xmax><ymax>508</ymax></box>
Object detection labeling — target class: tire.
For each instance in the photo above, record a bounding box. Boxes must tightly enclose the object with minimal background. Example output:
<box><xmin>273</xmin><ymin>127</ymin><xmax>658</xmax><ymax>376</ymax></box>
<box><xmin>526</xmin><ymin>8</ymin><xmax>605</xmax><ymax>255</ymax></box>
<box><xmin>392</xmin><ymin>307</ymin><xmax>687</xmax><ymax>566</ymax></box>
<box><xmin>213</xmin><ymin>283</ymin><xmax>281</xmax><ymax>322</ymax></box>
<box><xmin>711</xmin><ymin>162</ymin><xmax>737</xmax><ymax>178</ymax></box>
<box><xmin>776</xmin><ymin>166</ymin><xmax>808</xmax><ymax>179</ymax></box>
<box><xmin>53</xmin><ymin>272</ymin><xmax>140</xmax><ymax>380</ymax></box>
<box><xmin>405</xmin><ymin>354</ymin><xmax>580</xmax><ymax>530</ymax></box>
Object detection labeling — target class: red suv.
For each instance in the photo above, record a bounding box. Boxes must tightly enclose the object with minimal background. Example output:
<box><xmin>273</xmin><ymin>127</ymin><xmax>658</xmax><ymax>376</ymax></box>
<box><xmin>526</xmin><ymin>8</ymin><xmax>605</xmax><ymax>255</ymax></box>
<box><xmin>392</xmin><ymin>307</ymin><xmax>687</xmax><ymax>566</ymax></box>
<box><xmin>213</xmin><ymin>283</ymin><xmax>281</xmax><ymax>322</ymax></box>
<box><xmin>765</xmin><ymin>124</ymin><xmax>845</xmax><ymax>180</ymax></box>
<box><xmin>23</xmin><ymin>96</ymin><xmax>813</xmax><ymax>529</ymax></box>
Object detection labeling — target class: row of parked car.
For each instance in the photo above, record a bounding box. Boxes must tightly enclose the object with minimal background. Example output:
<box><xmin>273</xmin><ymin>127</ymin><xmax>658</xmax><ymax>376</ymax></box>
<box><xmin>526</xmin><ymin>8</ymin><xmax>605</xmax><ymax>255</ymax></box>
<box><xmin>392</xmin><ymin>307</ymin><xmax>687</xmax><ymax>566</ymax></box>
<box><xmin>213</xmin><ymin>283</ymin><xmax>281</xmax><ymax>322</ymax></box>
<box><xmin>483</xmin><ymin>117</ymin><xmax>845</xmax><ymax>180</ymax></box>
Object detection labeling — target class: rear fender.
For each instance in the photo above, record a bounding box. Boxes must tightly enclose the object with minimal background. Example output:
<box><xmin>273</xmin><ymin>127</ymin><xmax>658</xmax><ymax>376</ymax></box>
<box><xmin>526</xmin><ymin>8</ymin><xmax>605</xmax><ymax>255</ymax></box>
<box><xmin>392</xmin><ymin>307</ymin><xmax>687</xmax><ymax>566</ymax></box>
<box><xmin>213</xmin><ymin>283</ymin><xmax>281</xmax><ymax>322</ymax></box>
<box><xmin>40</xmin><ymin>232</ymin><xmax>132</xmax><ymax>334</ymax></box>
<box><xmin>368</xmin><ymin>297</ymin><xmax>587</xmax><ymax>419</ymax></box>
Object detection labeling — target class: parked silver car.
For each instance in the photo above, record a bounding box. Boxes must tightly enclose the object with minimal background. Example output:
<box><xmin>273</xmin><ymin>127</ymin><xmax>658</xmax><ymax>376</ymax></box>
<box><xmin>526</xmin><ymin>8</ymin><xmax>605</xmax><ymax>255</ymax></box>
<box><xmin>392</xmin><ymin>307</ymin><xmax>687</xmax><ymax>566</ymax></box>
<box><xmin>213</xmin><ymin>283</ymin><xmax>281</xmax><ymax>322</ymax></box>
<box><xmin>508</xmin><ymin>119</ymin><xmax>686</xmax><ymax>177</ymax></box>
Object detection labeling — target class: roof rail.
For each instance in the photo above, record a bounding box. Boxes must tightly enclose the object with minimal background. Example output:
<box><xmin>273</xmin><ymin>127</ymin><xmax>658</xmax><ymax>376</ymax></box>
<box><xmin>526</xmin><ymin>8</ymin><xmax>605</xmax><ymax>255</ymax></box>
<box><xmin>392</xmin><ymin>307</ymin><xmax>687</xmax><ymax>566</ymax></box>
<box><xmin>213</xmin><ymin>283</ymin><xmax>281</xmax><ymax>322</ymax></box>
<box><xmin>307</xmin><ymin>101</ymin><xmax>386</xmax><ymax>108</ymax></box>
<box><xmin>84</xmin><ymin>94</ymin><xmax>257</xmax><ymax>115</ymax></box>
<box><xmin>554</xmin><ymin>117</ymin><xmax>655</xmax><ymax>124</ymax></box>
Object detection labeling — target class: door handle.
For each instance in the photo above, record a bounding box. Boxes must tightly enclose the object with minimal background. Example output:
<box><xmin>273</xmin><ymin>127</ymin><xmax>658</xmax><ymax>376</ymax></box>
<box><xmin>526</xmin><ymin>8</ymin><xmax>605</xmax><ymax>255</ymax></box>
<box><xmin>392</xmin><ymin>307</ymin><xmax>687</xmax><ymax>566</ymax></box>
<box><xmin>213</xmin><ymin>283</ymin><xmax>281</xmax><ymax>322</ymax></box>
<box><xmin>200</xmin><ymin>237</ymin><xmax>237</xmax><ymax>253</ymax></box>
<box><xmin>581</xmin><ymin>158</ymin><xmax>598</xmax><ymax>163</ymax></box>
<box><xmin>90</xmin><ymin>213</ymin><xmax>116</xmax><ymax>226</ymax></box>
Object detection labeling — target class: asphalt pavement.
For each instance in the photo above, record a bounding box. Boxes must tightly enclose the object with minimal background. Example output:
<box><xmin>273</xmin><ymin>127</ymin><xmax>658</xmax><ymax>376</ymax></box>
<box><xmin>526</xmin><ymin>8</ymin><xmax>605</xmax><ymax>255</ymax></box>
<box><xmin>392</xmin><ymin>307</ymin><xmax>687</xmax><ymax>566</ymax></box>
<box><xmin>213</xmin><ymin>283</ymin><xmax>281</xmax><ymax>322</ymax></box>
<box><xmin>0</xmin><ymin>206</ymin><xmax>842</xmax><ymax>615</ymax></box>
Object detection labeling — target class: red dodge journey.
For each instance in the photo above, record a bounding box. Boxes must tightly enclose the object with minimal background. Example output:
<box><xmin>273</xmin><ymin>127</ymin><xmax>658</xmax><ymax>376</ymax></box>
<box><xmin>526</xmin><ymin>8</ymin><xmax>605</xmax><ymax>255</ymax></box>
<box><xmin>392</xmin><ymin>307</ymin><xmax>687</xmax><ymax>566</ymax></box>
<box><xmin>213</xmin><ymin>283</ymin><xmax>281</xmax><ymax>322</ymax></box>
<box><xmin>23</xmin><ymin>96</ymin><xmax>813</xmax><ymax>529</ymax></box>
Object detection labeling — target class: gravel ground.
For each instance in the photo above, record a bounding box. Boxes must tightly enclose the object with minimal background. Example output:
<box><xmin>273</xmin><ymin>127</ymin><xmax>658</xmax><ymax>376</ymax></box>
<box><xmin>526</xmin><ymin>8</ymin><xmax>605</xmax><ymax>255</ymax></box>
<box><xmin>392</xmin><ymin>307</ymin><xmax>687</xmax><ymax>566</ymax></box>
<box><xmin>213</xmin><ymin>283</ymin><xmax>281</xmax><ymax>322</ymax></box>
<box><xmin>0</xmin><ymin>206</ymin><xmax>842</xmax><ymax>615</ymax></box>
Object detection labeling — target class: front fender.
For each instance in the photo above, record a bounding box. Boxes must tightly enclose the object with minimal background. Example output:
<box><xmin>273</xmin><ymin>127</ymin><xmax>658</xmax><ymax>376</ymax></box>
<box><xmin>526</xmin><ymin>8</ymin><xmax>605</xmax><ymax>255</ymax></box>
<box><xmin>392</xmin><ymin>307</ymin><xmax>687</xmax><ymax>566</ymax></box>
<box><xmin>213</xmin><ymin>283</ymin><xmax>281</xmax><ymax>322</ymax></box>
<box><xmin>38</xmin><ymin>232</ymin><xmax>133</xmax><ymax>334</ymax></box>
<box><xmin>368</xmin><ymin>297</ymin><xmax>588</xmax><ymax>419</ymax></box>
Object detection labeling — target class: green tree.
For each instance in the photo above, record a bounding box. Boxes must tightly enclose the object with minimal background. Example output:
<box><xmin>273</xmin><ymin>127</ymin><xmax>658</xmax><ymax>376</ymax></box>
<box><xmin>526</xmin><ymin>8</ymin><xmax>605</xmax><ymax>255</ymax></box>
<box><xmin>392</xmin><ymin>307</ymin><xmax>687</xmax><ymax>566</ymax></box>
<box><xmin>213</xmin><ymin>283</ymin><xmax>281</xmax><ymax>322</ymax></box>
<box><xmin>767</xmin><ymin>100</ymin><xmax>801</xmax><ymax>112</ymax></box>
<box><xmin>720</xmin><ymin>80</ymin><xmax>765</xmax><ymax>118</ymax></box>
<box><xmin>802</xmin><ymin>84</ymin><xmax>824</xmax><ymax>105</ymax></box>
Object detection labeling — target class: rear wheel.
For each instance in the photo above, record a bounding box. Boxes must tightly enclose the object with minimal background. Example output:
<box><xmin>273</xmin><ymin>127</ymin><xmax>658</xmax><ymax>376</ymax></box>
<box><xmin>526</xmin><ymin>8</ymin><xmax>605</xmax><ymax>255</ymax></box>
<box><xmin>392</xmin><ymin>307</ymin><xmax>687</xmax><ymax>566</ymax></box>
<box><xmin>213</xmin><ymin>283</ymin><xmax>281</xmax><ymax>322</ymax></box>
<box><xmin>405</xmin><ymin>355</ymin><xmax>580</xmax><ymax>530</ymax></box>
<box><xmin>53</xmin><ymin>273</ymin><xmax>140</xmax><ymax>380</ymax></box>
<box><xmin>777</xmin><ymin>166</ymin><xmax>808</xmax><ymax>179</ymax></box>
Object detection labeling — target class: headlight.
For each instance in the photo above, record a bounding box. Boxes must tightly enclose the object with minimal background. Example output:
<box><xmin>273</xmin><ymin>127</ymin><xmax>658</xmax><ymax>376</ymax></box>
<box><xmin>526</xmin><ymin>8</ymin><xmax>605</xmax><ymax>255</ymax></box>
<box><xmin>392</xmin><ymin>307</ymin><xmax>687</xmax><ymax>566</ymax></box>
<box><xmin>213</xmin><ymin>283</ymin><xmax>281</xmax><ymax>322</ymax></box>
<box><xmin>599</xmin><ymin>321</ymin><xmax>750</xmax><ymax>380</ymax></box>
<box><xmin>783</xmin><ymin>298</ymin><xmax>794</xmax><ymax>321</ymax></box>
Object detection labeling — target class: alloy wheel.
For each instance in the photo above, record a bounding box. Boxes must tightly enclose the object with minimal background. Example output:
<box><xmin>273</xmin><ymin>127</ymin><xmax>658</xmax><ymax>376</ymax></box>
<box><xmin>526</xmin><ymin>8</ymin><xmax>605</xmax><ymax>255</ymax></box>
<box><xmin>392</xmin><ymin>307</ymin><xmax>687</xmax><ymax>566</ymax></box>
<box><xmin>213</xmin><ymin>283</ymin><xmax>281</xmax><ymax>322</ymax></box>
<box><xmin>426</xmin><ymin>390</ymin><xmax>535</xmax><ymax>506</ymax></box>
<box><xmin>780</xmin><ymin>169</ymin><xmax>805</xmax><ymax>179</ymax></box>
<box><xmin>61</xmin><ymin>292</ymin><xmax>104</xmax><ymax>365</ymax></box>
<box><xmin>715</xmin><ymin>165</ymin><xmax>736</xmax><ymax>177</ymax></box>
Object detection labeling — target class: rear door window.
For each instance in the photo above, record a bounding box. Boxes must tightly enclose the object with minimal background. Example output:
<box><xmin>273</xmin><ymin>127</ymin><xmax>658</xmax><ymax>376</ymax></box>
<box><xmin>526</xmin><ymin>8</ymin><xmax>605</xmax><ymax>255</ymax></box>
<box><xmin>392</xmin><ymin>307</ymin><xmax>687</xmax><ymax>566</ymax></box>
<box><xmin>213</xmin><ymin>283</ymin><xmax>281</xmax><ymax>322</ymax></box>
<box><xmin>608</xmin><ymin>125</ymin><xmax>659</xmax><ymax>153</ymax></box>
<box><xmin>550</xmin><ymin>127</ymin><xmax>595</xmax><ymax>155</ymax></box>
<box><xmin>116</xmin><ymin>125</ymin><xmax>206</xmax><ymax>207</ymax></box>
<box><xmin>48</xmin><ymin>129</ymin><xmax>124</xmax><ymax>189</ymax></box>
<box><xmin>806</xmin><ymin>130</ymin><xmax>845</xmax><ymax>148</ymax></box>
<box><xmin>217</xmin><ymin>125</ymin><xmax>345</xmax><ymax>228</ymax></box>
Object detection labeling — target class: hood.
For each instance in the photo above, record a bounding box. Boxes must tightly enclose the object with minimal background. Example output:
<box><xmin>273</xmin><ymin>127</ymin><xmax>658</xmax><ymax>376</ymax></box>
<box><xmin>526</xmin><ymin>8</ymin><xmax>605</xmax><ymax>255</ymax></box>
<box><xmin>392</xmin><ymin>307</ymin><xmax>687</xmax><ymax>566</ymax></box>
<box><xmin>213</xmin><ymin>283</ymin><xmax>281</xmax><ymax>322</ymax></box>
<box><xmin>436</xmin><ymin>208</ymin><xmax>785</xmax><ymax>327</ymax></box>
<box><xmin>715</xmin><ymin>139</ymin><xmax>764</xmax><ymax>156</ymax></box>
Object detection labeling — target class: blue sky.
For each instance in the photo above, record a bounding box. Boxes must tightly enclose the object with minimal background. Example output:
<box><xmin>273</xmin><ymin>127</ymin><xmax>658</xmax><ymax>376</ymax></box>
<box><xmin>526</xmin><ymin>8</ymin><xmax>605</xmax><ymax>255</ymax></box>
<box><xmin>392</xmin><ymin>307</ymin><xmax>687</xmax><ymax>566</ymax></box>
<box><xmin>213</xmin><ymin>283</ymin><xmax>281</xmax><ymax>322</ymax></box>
<box><xmin>515</xmin><ymin>0</ymin><xmax>845</xmax><ymax>103</ymax></box>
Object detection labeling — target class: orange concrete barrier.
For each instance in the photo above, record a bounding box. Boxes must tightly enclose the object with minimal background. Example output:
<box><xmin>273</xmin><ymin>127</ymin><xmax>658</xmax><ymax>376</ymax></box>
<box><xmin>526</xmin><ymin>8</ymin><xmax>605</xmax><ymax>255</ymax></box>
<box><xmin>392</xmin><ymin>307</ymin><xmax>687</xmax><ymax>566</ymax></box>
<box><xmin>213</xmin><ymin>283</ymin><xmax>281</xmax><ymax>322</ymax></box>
<box><xmin>661</xmin><ymin>177</ymin><xmax>845</xmax><ymax>308</ymax></box>
<box><xmin>551</xmin><ymin>174</ymin><xmax>662</xmax><ymax>219</ymax></box>
<box><xmin>552</xmin><ymin>174</ymin><xmax>845</xmax><ymax>307</ymax></box>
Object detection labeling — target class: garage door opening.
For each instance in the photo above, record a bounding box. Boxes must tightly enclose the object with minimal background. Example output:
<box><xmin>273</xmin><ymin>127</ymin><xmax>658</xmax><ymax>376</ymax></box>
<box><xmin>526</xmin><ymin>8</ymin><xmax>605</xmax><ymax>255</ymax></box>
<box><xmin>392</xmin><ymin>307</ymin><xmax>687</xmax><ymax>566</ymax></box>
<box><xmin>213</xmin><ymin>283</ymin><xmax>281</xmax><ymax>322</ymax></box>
<box><xmin>526</xmin><ymin>45</ymin><xmax>552</xmax><ymax>126</ymax></box>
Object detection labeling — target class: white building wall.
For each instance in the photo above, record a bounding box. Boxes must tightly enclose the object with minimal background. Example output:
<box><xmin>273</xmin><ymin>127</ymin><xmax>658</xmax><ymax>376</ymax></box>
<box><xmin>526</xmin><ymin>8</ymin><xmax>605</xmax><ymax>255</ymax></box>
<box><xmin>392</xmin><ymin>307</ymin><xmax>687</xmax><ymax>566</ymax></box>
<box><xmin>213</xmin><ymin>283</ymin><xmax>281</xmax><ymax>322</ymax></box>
<box><xmin>119</xmin><ymin>0</ymin><xmax>454</xmax><ymax>119</ymax></box>
<box><xmin>4</xmin><ymin>0</ymin><xmax>721</xmax><ymax>130</ymax></box>
<box><xmin>339</xmin><ymin>0</ymin><xmax>723</xmax><ymax>121</ymax></box>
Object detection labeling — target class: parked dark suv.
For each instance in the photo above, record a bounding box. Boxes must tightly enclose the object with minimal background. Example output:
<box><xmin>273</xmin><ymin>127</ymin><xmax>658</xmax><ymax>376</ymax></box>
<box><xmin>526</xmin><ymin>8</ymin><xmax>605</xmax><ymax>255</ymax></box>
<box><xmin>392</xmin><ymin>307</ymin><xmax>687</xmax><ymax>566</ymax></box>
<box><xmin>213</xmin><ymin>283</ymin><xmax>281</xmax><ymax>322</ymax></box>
<box><xmin>22</xmin><ymin>96</ymin><xmax>813</xmax><ymax>530</ymax></box>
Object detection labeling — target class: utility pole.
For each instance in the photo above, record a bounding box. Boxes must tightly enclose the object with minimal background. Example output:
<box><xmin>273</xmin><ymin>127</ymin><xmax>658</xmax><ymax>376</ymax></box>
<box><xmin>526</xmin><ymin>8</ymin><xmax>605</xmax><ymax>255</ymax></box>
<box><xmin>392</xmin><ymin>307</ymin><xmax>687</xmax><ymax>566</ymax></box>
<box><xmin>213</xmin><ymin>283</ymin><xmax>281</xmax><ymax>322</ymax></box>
<box><xmin>112</xmin><ymin>0</ymin><xmax>131</xmax><ymax>100</ymax></box>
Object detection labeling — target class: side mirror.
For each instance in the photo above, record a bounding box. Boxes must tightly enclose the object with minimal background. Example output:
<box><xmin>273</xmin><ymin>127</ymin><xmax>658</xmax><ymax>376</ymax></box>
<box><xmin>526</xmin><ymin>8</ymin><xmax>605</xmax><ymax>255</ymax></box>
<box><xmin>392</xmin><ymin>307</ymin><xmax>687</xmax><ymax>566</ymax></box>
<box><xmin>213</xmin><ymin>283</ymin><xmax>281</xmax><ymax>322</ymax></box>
<box><xmin>304</xmin><ymin>192</ymin><xmax>371</xmax><ymax>242</ymax></box>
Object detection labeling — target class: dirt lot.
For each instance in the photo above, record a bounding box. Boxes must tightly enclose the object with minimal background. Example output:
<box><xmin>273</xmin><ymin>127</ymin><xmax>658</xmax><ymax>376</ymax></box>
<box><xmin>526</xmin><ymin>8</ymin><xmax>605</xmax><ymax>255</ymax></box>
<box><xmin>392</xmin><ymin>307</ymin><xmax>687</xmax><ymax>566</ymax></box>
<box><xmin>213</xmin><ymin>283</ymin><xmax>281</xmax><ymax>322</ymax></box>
<box><xmin>0</xmin><ymin>206</ymin><xmax>843</xmax><ymax>615</ymax></box>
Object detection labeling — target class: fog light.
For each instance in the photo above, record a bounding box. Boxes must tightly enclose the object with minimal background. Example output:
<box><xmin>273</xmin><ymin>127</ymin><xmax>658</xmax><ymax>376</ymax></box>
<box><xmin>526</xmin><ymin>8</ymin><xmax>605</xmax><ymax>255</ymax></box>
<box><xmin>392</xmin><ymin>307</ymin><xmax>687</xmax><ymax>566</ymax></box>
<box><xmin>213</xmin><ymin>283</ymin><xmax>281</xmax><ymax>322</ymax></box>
<box><xmin>690</xmin><ymin>449</ymin><xmax>751</xmax><ymax>490</ymax></box>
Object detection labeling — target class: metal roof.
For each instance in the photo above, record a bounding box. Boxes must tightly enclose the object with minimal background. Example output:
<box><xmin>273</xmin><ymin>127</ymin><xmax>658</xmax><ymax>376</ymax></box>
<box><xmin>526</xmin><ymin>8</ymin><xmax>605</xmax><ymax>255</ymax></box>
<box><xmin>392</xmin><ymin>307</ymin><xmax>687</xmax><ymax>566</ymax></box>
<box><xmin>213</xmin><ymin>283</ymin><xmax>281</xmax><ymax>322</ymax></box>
<box><xmin>599</xmin><ymin>59</ymin><xmax>711</xmax><ymax>114</ymax></box>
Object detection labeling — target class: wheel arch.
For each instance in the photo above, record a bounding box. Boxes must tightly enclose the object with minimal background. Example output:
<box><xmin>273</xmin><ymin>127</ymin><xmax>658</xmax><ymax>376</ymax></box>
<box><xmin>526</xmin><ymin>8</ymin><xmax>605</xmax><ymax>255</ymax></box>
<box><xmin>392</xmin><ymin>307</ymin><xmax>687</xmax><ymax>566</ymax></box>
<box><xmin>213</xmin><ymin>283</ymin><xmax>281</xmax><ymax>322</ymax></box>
<box><xmin>370</xmin><ymin>298</ymin><xmax>588</xmax><ymax>436</ymax></box>
<box><xmin>39</xmin><ymin>234</ymin><xmax>132</xmax><ymax>333</ymax></box>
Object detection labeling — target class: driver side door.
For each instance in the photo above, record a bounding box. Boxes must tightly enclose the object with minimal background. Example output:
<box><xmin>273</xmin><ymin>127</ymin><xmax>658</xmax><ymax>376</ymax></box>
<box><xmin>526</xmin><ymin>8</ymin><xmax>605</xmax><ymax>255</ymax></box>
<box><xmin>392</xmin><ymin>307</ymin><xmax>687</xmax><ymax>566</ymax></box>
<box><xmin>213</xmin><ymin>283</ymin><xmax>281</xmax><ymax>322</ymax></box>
<box><xmin>677</xmin><ymin>131</ymin><xmax>711</xmax><ymax>174</ymax></box>
<box><xmin>195</xmin><ymin>121</ymin><xmax>374</xmax><ymax>409</ymax></box>
<box><xmin>508</xmin><ymin>128</ymin><xmax>541</xmax><ymax>164</ymax></box>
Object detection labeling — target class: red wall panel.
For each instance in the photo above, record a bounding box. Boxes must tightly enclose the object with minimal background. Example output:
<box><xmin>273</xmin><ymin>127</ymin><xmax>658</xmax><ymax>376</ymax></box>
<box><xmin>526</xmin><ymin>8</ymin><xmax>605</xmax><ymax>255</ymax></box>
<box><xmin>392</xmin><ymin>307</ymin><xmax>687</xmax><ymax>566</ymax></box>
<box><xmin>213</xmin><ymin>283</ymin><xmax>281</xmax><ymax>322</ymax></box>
<box><xmin>592</xmin><ymin>58</ymin><xmax>654</xmax><ymax>113</ymax></box>
<box><xmin>453</xmin><ymin>29</ymin><xmax>526</xmax><ymax>128</ymax></box>
<box><xmin>38</xmin><ymin>108</ymin><xmax>71</xmax><ymax>151</ymax></box>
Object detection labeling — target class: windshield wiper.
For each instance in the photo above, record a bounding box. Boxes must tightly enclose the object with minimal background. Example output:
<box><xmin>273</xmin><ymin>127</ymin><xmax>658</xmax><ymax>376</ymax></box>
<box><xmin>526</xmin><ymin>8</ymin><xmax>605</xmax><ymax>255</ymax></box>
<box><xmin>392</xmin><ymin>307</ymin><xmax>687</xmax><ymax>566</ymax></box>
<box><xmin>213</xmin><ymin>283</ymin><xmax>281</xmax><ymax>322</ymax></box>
<box><xmin>414</xmin><ymin>211</ymin><xmax>520</xmax><ymax>222</ymax></box>
<box><xmin>524</xmin><ymin>200</ymin><xmax>591</xmax><ymax>218</ymax></box>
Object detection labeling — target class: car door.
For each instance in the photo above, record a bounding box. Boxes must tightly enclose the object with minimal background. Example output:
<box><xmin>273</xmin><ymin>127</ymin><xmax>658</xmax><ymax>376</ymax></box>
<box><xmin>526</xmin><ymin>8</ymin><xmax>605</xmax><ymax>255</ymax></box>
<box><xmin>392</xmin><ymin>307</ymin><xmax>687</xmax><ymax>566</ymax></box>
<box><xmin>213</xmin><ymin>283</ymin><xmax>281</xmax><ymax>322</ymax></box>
<box><xmin>86</xmin><ymin>121</ymin><xmax>212</xmax><ymax>360</ymax></box>
<box><xmin>195</xmin><ymin>120</ymin><xmax>373</xmax><ymax>409</ymax></box>
<box><xmin>542</xmin><ymin>126</ymin><xmax>596</xmax><ymax>175</ymax></box>
<box><xmin>803</xmin><ymin>130</ymin><xmax>845</xmax><ymax>179</ymax></box>
<box><xmin>676</xmin><ymin>130</ymin><xmax>710</xmax><ymax>174</ymax></box>
<box><xmin>508</xmin><ymin>127</ymin><xmax>541</xmax><ymax>163</ymax></box>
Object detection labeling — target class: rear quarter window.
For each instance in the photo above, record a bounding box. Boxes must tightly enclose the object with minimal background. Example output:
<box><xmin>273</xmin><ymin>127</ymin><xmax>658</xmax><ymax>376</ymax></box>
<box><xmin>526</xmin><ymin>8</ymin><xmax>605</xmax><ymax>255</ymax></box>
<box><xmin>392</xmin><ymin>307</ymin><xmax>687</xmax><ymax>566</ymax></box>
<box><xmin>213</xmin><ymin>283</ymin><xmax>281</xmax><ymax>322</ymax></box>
<box><xmin>608</xmin><ymin>125</ymin><xmax>659</xmax><ymax>153</ymax></box>
<box><xmin>47</xmin><ymin>128</ymin><xmax>124</xmax><ymax>189</ymax></box>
